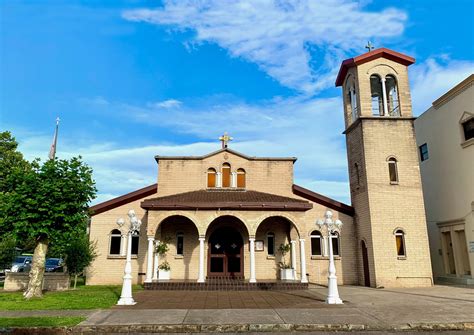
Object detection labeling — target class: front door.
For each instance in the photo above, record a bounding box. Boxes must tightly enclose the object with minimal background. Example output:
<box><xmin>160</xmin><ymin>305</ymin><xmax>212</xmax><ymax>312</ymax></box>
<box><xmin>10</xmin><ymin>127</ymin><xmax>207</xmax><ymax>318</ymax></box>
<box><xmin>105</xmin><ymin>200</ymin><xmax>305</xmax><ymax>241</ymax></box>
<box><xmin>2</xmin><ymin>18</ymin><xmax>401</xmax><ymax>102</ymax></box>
<box><xmin>208</xmin><ymin>227</ymin><xmax>243</xmax><ymax>278</ymax></box>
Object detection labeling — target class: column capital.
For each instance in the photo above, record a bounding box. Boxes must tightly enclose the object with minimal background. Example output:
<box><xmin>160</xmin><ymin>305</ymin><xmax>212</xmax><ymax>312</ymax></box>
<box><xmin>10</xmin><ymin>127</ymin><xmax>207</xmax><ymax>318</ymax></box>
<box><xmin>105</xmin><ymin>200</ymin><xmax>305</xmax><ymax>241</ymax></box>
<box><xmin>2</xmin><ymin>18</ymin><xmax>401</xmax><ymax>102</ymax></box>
<box><xmin>198</xmin><ymin>237</ymin><xmax>205</xmax><ymax>241</ymax></box>
<box><xmin>290</xmin><ymin>240</ymin><xmax>297</xmax><ymax>243</ymax></box>
<box><xmin>299</xmin><ymin>238</ymin><xmax>305</xmax><ymax>242</ymax></box>
<box><xmin>249</xmin><ymin>237</ymin><xmax>256</xmax><ymax>241</ymax></box>
<box><xmin>147</xmin><ymin>236</ymin><xmax>155</xmax><ymax>241</ymax></box>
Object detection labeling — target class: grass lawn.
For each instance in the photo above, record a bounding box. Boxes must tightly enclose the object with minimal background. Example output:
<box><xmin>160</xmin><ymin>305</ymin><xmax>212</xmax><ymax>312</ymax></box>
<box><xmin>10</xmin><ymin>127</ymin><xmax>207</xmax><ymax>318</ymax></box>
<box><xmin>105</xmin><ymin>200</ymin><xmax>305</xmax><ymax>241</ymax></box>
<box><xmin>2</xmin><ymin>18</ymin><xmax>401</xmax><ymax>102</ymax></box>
<box><xmin>0</xmin><ymin>316</ymin><xmax>85</xmax><ymax>327</ymax></box>
<box><xmin>0</xmin><ymin>284</ymin><xmax>143</xmax><ymax>310</ymax></box>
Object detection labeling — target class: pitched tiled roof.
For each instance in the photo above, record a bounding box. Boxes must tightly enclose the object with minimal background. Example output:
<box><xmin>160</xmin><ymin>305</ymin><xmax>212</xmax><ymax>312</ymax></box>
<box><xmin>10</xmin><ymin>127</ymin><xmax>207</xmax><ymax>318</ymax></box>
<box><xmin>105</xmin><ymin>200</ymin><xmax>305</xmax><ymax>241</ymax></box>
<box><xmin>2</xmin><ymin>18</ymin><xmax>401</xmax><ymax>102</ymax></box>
<box><xmin>141</xmin><ymin>189</ymin><xmax>312</xmax><ymax>211</ymax></box>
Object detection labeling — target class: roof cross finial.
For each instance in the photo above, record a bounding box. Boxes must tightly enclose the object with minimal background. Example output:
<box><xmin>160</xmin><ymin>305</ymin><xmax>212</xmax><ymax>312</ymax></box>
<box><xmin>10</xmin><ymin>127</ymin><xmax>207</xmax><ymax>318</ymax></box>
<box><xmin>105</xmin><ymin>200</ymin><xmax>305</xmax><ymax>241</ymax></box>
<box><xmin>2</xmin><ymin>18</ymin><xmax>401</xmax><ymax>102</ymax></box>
<box><xmin>219</xmin><ymin>132</ymin><xmax>233</xmax><ymax>149</ymax></box>
<box><xmin>365</xmin><ymin>41</ymin><xmax>374</xmax><ymax>52</ymax></box>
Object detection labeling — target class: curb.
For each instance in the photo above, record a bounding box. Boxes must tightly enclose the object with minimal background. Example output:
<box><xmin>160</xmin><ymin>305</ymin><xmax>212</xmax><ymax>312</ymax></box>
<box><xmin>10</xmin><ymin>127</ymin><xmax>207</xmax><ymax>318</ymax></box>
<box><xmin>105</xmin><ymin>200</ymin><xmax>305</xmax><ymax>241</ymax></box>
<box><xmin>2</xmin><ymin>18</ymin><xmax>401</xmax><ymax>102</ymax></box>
<box><xmin>1</xmin><ymin>322</ymin><xmax>474</xmax><ymax>334</ymax></box>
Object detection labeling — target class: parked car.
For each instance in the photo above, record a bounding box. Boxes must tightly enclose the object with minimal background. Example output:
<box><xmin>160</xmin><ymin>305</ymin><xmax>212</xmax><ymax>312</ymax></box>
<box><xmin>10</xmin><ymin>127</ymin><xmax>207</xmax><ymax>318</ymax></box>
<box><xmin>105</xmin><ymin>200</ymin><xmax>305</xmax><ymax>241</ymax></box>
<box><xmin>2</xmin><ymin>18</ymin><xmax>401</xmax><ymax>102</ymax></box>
<box><xmin>45</xmin><ymin>258</ymin><xmax>64</xmax><ymax>272</ymax></box>
<box><xmin>10</xmin><ymin>255</ymin><xmax>32</xmax><ymax>272</ymax></box>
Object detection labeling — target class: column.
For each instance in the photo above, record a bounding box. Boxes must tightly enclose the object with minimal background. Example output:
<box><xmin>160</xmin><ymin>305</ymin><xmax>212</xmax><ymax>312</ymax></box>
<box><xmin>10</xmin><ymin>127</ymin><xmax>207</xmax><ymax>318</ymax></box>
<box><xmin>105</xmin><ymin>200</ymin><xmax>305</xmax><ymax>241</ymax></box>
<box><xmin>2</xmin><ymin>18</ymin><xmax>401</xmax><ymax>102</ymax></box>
<box><xmin>198</xmin><ymin>237</ymin><xmax>206</xmax><ymax>283</ymax></box>
<box><xmin>381</xmin><ymin>77</ymin><xmax>389</xmax><ymax>116</ymax></box>
<box><xmin>290</xmin><ymin>240</ymin><xmax>298</xmax><ymax>280</ymax></box>
<box><xmin>249</xmin><ymin>238</ymin><xmax>256</xmax><ymax>283</ymax></box>
<box><xmin>145</xmin><ymin>237</ymin><xmax>154</xmax><ymax>283</ymax></box>
<box><xmin>299</xmin><ymin>239</ymin><xmax>308</xmax><ymax>283</ymax></box>
<box><xmin>216</xmin><ymin>172</ymin><xmax>222</xmax><ymax>188</ymax></box>
<box><xmin>231</xmin><ymin>172</ymin><xmax>237</xmax><ymax>188</ymax></box>
<box><xmin>152</xmin><ymin>240</ymin><xmax>159</xmax><ymax>280</ymax></box>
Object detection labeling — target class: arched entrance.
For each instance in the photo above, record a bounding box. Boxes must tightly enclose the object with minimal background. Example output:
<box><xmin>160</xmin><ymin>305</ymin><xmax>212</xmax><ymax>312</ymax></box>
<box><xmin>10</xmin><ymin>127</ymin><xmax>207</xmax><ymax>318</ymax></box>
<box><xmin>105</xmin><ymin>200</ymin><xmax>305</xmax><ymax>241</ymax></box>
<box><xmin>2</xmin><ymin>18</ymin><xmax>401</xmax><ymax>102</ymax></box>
<box><xmin>208</xmin><ymin>226</ymin><xmax>243</xmax><ymax>278</ymax></box>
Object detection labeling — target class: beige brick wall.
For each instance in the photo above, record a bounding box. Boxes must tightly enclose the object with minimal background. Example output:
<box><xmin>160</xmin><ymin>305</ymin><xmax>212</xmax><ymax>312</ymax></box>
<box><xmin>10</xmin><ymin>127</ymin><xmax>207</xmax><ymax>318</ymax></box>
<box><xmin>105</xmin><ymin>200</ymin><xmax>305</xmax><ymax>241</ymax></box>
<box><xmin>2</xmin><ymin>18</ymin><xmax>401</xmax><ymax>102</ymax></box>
<box><xmin>157</xmin><ymin>151</ymin><xmax>295</xmax><ymax>197</ymax></box>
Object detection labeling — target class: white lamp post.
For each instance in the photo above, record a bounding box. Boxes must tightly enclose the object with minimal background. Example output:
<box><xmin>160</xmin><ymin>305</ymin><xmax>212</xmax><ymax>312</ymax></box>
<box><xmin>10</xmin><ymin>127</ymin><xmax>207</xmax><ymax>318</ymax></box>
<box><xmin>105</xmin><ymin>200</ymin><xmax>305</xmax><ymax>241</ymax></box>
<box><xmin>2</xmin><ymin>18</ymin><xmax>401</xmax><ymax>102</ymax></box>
<box><xmin>117</xmin><ymin>210</ymin><xmax>142</xmax><ymax>306</ymax></box>
<box><xmin>317</xmin><ymin>210</ymin><xmax>343</xmax><ymax>304</ymax></box>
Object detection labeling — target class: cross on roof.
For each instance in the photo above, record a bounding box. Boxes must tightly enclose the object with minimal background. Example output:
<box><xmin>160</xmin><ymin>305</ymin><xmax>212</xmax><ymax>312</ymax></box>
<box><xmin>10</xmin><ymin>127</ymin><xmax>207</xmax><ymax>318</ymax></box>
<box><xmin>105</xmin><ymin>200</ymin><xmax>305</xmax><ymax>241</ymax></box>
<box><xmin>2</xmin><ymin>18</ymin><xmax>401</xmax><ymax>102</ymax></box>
<box><xmin>365</xmin><ymin>41</ymin><xmax>374</xmax><ymax>52</ymax></box>
<box><xmin>219</xmin><ymin>132</ymin><xmax>233</xmax><ymax>149</ymax></box>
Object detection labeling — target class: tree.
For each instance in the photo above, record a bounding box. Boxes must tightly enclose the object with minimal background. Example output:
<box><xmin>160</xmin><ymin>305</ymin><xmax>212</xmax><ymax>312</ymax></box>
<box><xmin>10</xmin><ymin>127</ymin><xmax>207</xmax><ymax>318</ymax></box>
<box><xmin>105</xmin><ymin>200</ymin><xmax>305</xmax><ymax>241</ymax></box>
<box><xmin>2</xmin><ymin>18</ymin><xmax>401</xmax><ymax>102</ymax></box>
<box><xmin>64</xmin><ymin>235</ymin><xmax>97</xmax><ymax>289</ymax></box>
<box><xmin>0</xmin><ymin>156</ymin><xmax>96</xmax><ymax>299</ymax></box>
<box><xmin>0</xmin><ymin>235</ymin><xmax>17</xmax><ymax>270</ymax></box>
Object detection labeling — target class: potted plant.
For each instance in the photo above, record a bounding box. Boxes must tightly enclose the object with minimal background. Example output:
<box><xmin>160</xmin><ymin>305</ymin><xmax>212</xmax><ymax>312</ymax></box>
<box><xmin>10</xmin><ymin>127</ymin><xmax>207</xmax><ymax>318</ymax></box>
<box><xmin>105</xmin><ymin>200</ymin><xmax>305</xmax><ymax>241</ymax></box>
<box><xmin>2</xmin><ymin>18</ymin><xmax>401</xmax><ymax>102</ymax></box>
<box><xmin>155</xmin><ymin>240</ymin><xmax>170</xmax><ymax>280</ymax></box>
<box><xmin>278</xmin><ymin>243</ymin><xmax>294</xmax><ymax>280</ymax></box>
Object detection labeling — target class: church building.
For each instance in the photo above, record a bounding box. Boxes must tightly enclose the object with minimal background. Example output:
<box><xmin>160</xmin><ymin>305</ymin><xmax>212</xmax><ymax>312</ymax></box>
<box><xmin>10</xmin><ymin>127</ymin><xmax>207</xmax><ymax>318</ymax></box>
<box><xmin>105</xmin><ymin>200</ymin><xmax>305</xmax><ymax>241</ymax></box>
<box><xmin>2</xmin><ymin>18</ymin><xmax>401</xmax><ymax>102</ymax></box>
<box><xmin>87</xmin><ymin>48</ymin><xmax>433</xmax><ymax>288</ymax></box>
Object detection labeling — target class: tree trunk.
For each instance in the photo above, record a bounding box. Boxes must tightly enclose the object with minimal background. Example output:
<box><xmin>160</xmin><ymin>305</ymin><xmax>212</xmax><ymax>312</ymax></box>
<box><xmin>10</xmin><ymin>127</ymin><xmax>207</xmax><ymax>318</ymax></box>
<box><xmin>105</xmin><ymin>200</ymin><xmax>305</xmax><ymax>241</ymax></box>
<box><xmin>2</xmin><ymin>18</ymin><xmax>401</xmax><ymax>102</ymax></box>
<box><xmin>23</xmin><ymin>237</ymin><xmax>48</xmax><ymax>299</ymax></box>
<box><xmin>74</xmin><ymin>274</ymin><xmax>77</xmax><ymax>289</ymax></box>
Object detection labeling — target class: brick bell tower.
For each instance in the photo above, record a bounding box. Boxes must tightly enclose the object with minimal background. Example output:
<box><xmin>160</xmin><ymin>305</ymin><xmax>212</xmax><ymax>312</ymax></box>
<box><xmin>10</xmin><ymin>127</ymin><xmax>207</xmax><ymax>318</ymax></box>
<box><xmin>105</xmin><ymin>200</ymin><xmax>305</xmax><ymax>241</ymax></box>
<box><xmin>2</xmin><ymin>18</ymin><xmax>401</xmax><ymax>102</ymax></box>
<box><xmin>335</xmin><ymin>48</ymin><xmax>433</xmax><ymax>288</ymax></box>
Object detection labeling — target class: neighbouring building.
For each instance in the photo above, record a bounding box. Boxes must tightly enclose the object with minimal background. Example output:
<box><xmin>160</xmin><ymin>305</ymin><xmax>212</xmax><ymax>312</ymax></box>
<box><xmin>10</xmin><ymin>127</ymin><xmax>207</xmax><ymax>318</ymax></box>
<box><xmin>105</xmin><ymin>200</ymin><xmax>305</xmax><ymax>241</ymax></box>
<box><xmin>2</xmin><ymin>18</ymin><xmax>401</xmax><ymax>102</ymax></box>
<box><xmin>414</xmin><ymin>74</ymin><xmax>474</xmax><ymax>285</ymax></box>
<box><xmin>87</xmin><ymin>48</ymin><xmax>433</xmax><ymax>288</ymax></box>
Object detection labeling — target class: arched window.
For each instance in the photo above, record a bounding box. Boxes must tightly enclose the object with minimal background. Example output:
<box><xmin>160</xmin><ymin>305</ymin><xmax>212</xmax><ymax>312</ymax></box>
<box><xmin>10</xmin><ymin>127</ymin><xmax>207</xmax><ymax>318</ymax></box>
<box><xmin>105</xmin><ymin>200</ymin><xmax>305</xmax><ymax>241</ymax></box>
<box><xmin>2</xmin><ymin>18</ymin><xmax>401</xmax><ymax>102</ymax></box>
<box><xmin>346</xmin><ymin>80</ymin><xmax>358</xmax><ymax>121</ymax></box>
<box><xmin>176</xmin><ymin>232</ymin><xmax>184</xmax><ymax>256</ymax></box>
<box><xmin>354</xmin><ymin>163</ymin><xmax>361</xmax><ymax>187</ymax></box>
<box><xmin>388</xmin><ymin>157</ymin><xmax>398</xmax><ymax>183</ymax></box>
<box><xmin>109</xmin><ymin>229</ymin><xmax>122</xmax><ymax>255</ymax></box>
<box><xmin>331</xmin><ymin>231</ymin><xmax>340</xmax><ymax>256</ymax></box>
<box><xmin>267</xmin><ymin>232</ymin><xmax>275</xmax><ymax>256</ymax></box>
<box><xmin>385</xmin><ymin>75</ymin><xmax>400</xmax><ymax>116</ymax></box>
<box><xmin>222</xmin><ymin>163</ymin><xmax>231</xmax><ymax>188</ymax></box>
<box><xmin>310</xmin><ymin>230</ymin><xmax>323</xmax><ymax>256</ymax></box>
<box><xmin>370</xmin><ymin>75</ymin><xmax>384</xmax><ymax>116</ymax></box>
<box><xmin>237</xmin><ymin>168</ymin><xmax>246</xmax><ymax>188</ymax></box>
<box><xmin>395</xmin><ymin>229</ymin><xmax>406</xmax><ymax>257</ymax></box>
<box><xmin>207</xmin><ymin>168</ymin><xmax>216</xmax><ymax>188</ymax></box>
<box><xmin>131</xmin><ymin>232</ymin><xmax>139</xmax><ymax>255</ymax></box>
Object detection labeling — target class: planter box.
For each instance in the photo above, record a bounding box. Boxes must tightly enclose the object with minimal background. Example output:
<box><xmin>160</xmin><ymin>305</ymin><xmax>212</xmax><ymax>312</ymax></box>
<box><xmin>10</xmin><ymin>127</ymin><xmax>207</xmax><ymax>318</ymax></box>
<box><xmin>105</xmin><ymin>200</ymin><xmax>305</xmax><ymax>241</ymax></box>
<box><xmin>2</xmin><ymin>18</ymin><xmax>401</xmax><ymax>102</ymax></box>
<box><xmin>158</xmin><ymin>270</ymin><xmax>170</xmax><ymax>280</ymax></box>
<box><xmin>280</xmin><ymin>268</ymin><xmax>295</xmax><ymax>281</ymax></box>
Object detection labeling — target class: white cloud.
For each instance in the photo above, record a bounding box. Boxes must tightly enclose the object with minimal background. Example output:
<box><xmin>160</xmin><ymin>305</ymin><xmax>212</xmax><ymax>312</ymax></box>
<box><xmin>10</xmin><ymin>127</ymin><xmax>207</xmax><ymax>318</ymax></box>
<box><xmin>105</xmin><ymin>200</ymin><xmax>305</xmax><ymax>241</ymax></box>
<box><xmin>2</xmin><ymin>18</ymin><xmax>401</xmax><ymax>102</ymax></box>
<box><xmin>123</xmin><ymin>0</ymin><xmax>406</xmax><ymax>93</ymax></box>
<box><xmin>148</xmin><ymin>99</ymin><xmax>182</xmax><ymax>109</ymax></box>
<box><xmin>410</xmin><ymin>57</ymin><xmax>474</xmax><ymax>115</ymax></box>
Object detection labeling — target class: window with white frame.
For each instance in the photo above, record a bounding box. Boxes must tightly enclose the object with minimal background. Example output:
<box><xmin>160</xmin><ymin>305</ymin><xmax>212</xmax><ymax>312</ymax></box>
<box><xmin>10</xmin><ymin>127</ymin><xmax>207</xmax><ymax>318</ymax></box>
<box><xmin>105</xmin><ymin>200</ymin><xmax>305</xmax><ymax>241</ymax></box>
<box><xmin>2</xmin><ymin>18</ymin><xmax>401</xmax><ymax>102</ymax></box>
<box><xmin>310</xmin><ymin>230</ymin><xmax>323</xmax><ymax>256</ymax></box>
<box><xmin>109</xmin><ymin>229</ymin><xmax>122</xmax><ymax>255</ymax></box>
<box><xmin>331</xmin><ymin>231</ymin><xmax>340</xmax><ymax>256</ymax></box>
<box><xmin>395</xmin><ymin>229</ymin><xmax>406</xmax><ymax>257</ymax></box>
<box><xmin>370</xmin><ymin>75</ymin><xmax>384</xmax><ymax>116</ymax></box>
<box><xmin>462</xmin><ymin>117</ymin><xmax>474</xmax><ymax>141</ymax></box>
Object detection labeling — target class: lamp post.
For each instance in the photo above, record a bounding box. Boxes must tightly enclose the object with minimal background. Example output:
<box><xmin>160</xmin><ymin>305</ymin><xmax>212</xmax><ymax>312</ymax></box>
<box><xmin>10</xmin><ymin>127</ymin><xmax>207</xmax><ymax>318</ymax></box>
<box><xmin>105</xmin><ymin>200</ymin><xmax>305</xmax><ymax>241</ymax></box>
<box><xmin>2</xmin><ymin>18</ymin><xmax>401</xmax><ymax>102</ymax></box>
<box><xmin>117</xmin><ymin>210</ymin><xmax>142</xmax><ymax>306</ymax></box>
<box><xmin>317</xmin><ymin>210</ymin><xmax>343</xmax><ymax>304</ymax></box>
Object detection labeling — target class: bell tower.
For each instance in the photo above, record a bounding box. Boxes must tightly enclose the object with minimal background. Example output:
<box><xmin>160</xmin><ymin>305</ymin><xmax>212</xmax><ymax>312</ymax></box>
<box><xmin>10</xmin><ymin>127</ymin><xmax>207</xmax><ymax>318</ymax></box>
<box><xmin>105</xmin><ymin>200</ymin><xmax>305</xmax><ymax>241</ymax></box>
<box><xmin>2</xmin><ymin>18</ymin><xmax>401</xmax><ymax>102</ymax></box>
<box><xmin>336</xmin><ymin>48</ymin><xmax>433</xmax><ymax>288</ymax></box>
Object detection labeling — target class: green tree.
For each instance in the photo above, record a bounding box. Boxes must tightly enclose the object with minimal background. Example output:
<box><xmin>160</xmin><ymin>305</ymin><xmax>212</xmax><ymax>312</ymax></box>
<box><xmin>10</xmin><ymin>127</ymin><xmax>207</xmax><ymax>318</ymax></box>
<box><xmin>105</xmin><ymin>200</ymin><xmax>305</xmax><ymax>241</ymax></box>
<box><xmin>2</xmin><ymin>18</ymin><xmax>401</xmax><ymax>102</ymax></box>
<box><xmin>64</xmin><ymin>235</ymin><xmax>97</xmax><ymax>289</ymax></box>
<box><xmin>0</xmin><ymin>156</ymin><xmax>96</xmax><ymax>299</ymax></box>
<box><xmin>0</xmin><ymin>235</ymin><xmax>17</xmax><ymax>270</ymax></box>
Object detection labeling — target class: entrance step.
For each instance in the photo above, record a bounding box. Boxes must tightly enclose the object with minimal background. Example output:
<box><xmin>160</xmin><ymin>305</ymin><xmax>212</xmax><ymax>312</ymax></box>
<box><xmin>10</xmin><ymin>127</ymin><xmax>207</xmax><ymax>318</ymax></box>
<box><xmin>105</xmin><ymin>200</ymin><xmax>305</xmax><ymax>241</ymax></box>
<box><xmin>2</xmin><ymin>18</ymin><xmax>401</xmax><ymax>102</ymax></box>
<box><xmin>144</xmin><ymin>279</ymin><xmax>308</xmax><ymax>291</ymax></box>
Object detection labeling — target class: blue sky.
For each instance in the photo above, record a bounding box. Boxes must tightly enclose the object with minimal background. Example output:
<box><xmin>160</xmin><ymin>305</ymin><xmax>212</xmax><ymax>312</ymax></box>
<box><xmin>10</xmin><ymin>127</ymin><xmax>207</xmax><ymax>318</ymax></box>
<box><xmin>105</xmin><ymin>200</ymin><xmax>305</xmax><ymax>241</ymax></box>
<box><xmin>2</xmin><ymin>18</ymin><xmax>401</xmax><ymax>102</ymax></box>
<box><xmin>1</xmin><ymin>0</ymin><xmax>473</xmax><ymax>205</ymax></box>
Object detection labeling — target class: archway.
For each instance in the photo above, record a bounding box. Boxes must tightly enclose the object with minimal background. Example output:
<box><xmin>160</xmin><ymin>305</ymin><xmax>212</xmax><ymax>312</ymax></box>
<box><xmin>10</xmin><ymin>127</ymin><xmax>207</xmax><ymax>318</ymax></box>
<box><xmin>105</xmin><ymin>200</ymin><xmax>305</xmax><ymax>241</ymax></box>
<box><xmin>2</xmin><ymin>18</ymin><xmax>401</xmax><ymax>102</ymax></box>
<box><xmin>206</xmin><ymin>216</ymin><xmax>248</xmax><ymax>279</ymax></box>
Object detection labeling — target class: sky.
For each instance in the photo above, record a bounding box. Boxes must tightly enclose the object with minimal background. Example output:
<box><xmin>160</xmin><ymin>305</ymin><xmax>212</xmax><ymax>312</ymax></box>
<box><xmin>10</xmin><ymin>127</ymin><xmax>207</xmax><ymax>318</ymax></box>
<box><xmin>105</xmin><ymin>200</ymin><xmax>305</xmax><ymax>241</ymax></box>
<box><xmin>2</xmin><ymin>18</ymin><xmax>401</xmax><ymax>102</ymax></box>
<box><xmin>1</xmin><ymin>0</ymin><xmax>473</xmax><ymax>205</ymax></box>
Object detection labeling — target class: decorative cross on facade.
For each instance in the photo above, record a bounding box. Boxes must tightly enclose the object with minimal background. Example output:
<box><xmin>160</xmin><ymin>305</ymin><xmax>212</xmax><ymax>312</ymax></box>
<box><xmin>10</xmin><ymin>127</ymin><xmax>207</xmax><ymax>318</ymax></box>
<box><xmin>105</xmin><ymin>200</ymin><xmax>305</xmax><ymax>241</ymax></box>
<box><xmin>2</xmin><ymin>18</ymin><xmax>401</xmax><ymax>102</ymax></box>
<box><xmin>365</xmin><ymin>41</ymin><xmax>374</xmax><ymax>52</ymax></box>
<box><xmin>219</xmin><ymin>132</ymin><xmax>233</xmax><ymax>149</ymax></box>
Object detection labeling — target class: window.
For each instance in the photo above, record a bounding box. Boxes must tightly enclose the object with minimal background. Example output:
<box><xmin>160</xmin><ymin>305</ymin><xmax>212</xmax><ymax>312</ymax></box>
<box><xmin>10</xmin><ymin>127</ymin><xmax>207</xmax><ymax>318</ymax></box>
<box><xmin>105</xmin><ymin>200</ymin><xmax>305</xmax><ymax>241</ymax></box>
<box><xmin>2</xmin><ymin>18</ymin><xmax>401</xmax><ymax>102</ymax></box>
<box><xmin>109</xmin><ymin>229</ymin><xmax>122</xmax><ymax>255</ymax></box>
<box><xmin>370</xmin><ymin>75</ymin><xmax>384</xmax><ymax>116</ymax></box>
<box><xmin>385</xmin><ymin>75</ymin><xmax>400</xmax><ymax>116</ymax></box>
<box><xmin>331</xmin><ymin>232</ymin><xmax>340</xmax><ymax>256</ymax></box>
<box><xmin>345</xmin><ymin>80</ymin><xmax>358</xmax><ymax>121</ymax></box>
<box><xmin>354</xmin><ymin>163</ymin><xmax>361</xmax><ymax>187</ymax></box>
<box><xmin>310</xmin><ymin>230</ymin><xmax>323</xmax><ymax>256</ymax></box>
<box><xmin>222</xmin><ymin>163</ymin><xmax>231</xmax><ymax>187</ymax></box>
<box><xmin>237</xmin><ymin>168</ymin><xmax>246</xmax><ymax>188</ymax></box>
<box><xmin>419</xmin><ymin>143</ymin><xmax>429</xmax><ymax>161</ymax></box>
<box><xmin>176</xmin><ymin>233</ymin><xmax>184</xmax><ymax>256</ymax></box>
<box><xmin>131</xmin><ymin>232</ymin><xmax>139</xmax><ymax>255</ymax></box>
<box><xmin>462</xmin><ymin>117</ymin><xmax>474</xmax><ymax>141</ymax></box>
<box><xmin>388</xmin><ymin>157</ymin><xmax>398</xmax><ymax>183</ymax></box>
<box><xmin>207</xmin><ymin>168</ymin><xmax>216</xmax><ymax>187</ymax></box>
<box><xmin>395</xmin><ymin>230</ymin><xmax>406</xmax><ymax>257</ymax></box>
<box><xmin>267</xmin><ymin>233</ymin><xmax>275</xmax><ymax>256</ymax></box>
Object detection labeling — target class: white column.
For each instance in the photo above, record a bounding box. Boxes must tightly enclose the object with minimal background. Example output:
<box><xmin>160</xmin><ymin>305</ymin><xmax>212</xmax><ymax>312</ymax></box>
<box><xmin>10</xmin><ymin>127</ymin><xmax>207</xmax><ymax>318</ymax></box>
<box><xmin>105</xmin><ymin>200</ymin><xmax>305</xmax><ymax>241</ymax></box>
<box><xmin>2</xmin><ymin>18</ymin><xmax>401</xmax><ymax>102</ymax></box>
<box><xmin>216</xmin><ymin>172</ymin><xmax>222</xmax><ymax>187</ymax></box>
<box><xmin>117</xmin><ymin>231</ymin><xmax>135</xmax><ymax>305</ymax></box>
<box><xmin>299</xmin><ymin>239</ymin><xmax>308</xmax><ymax>283</ymax></box>
<box><xmin>197</xmin><ymin>237</ymin><xmax>206</xmax><ymax>283</ymax></box>
<box><xmin>290</xmin><ymin>240</ymin><xmax>298</xmax><ymax>280</ymax></box>
<box><xmin>152</xmin><ymin>240</ymin><xmax>159</xmax><ymax>281</ymax></box>
<box><xmin>249</xmin><ymin>238</ymin><xmax>256</xmax><ymax>283</ymax></box>
<box><xmin>381</xmin><ymin>77</ymin><xmax>389</xmax><ymax>116</ymax></box>
<box><xmin>327</xmin><ymin>230</ymin><xmax>343</xmax><ymax>304</ymax></box>
<box><xmin>145</xmin><ymin>237</ymin><xmax>154</xmax><ymax>283</ymax></box>
<box><xmin>231</xmin><ymin>172</ymin><xmax>237</xmax><ymax>187</ymax></box>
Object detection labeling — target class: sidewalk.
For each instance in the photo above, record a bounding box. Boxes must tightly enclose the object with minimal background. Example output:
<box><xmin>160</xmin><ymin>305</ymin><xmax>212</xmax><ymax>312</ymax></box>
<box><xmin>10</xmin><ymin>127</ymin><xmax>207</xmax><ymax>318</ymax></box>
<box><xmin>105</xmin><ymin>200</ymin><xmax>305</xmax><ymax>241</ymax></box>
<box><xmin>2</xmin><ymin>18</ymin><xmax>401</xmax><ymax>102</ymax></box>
<box><xmin>1</xmin><ymin>284</ymin><xmax>473</xmax><ymax>333</ymax></box>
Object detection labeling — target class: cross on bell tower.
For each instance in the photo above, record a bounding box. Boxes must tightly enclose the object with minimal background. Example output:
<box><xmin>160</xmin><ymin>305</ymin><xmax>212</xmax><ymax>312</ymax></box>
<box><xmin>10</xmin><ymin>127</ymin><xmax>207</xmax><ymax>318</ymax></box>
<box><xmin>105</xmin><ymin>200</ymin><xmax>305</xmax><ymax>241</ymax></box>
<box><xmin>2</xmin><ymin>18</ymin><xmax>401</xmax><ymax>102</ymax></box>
<box><xmin>365</xmin><ymin>41</ymin><xmax>374</xmax><ymax>52</ymax></box>
<box><xmin>219</xmin><ymin>132</ymin><xmax>233</xmax><ymax>149</ymax></box>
